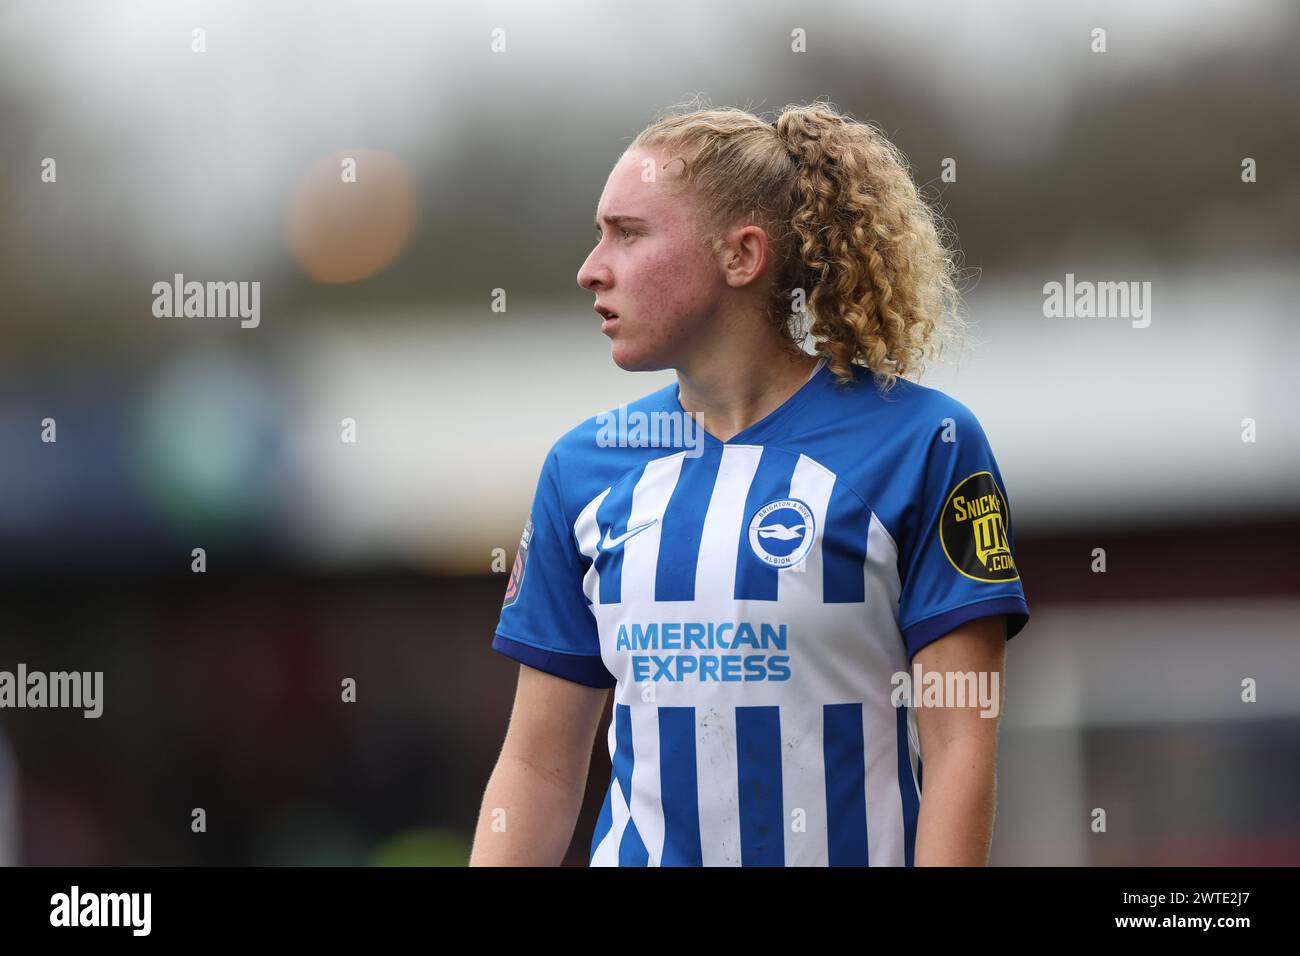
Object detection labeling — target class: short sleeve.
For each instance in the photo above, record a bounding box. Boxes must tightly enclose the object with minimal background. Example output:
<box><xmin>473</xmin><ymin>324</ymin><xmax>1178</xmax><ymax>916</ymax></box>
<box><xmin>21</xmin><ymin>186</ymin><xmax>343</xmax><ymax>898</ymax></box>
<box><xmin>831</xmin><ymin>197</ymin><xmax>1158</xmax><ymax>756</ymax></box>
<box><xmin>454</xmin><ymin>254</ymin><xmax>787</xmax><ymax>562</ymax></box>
<box><xmin>492</xmin><ymin>446</ymin><xmax>616</xmax><ymax>688</ymax></box>
<box><xmin>897</xmin><ymin>404</ymin><xmax>1030</xmax><ymax>660</ymax></box>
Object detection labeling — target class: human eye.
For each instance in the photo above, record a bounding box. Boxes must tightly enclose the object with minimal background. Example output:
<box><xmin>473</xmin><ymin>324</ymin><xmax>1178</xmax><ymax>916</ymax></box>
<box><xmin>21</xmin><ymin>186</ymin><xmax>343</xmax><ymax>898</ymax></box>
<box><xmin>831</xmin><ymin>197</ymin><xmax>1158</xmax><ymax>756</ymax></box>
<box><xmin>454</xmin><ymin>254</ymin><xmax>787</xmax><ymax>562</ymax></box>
<box><xmin>594</xmin><ymin>226</ymin><xmax>637</xmax><ymax>243</ymax></box>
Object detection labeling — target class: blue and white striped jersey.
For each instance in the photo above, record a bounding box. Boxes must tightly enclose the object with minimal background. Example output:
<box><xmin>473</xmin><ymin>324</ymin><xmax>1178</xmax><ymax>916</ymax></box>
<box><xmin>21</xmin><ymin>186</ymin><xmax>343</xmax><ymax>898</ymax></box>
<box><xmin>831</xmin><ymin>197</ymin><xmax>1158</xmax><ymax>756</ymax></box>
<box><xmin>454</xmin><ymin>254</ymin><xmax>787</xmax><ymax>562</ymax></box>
<box><xmin>493</xmin><ymin>358</ymin><xmax>1029</xmax><ymax>866</ymax></box>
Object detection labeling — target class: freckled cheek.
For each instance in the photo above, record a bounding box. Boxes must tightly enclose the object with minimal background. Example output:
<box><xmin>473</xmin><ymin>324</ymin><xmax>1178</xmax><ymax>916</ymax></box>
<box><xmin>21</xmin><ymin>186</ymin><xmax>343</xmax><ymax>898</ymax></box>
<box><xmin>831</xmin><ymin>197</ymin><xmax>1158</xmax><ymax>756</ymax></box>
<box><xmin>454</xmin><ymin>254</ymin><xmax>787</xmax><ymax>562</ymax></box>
<box><xmin>625</xmin><ymin>250</ymin><xmax>709</xmax><ymax>343</ymax></box>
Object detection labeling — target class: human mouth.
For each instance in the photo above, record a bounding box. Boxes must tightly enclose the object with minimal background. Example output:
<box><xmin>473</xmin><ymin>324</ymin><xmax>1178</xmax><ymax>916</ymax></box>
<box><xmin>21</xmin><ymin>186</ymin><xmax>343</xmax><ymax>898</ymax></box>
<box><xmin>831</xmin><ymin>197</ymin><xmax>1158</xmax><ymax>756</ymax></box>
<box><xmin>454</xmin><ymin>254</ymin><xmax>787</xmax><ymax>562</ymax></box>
<box><xmin>595</xmin><ymin>303</ymin><xmax>620</xmax><ymax>333</ymax></box>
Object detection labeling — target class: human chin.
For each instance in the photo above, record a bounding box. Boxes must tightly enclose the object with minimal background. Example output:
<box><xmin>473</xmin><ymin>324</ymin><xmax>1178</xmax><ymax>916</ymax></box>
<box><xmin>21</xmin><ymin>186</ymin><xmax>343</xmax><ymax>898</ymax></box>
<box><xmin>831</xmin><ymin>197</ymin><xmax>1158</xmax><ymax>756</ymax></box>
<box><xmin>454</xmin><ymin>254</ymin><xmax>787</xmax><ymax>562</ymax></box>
<box><xmin>608</xmin><ymin>333</ymin><xmax>673</xmax><ymax>373</ymax></box>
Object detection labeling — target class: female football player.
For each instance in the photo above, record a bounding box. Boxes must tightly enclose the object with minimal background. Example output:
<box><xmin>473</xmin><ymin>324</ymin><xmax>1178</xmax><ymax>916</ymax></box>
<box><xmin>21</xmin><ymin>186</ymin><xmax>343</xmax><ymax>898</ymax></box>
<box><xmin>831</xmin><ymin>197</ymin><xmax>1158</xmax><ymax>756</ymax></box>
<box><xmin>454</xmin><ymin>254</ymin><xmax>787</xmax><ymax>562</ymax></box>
<box><xmin>471</xmin><ymin>100</ymin><xmax>1028</xmax><ymax>867</ymax></box>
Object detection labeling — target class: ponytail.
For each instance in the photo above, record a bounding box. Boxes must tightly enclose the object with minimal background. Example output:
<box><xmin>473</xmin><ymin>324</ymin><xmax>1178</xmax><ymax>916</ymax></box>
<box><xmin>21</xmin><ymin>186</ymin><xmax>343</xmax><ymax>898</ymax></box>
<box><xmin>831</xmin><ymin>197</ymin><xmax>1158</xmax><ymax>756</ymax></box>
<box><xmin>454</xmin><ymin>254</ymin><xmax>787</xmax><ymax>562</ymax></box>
<box><xmin>631</xmin><ymin>97</ymin><xmax>966</xmax><ymax>391</ymax></box>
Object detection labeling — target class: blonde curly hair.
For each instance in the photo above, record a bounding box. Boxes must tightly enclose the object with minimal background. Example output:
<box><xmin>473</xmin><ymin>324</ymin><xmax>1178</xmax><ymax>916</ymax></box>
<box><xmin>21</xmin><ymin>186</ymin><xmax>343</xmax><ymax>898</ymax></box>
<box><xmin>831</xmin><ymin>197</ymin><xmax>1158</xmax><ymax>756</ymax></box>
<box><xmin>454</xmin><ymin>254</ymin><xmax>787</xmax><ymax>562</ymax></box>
<box><xmin>629</xmin><ymin>97</ymin><xmax>968</xmax><ymax>392</ymax></box>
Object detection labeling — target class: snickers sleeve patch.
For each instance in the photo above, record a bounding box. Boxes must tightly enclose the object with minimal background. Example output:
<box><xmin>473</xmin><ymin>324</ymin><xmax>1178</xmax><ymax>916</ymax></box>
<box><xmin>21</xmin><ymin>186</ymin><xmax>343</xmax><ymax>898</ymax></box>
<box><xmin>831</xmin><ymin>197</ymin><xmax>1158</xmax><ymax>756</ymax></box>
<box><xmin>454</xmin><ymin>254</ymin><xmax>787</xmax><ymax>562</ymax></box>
<box><xmin>898</xmin><ymin>405</ymin><xmax>1030</xmax><ymax>659</ymax></box>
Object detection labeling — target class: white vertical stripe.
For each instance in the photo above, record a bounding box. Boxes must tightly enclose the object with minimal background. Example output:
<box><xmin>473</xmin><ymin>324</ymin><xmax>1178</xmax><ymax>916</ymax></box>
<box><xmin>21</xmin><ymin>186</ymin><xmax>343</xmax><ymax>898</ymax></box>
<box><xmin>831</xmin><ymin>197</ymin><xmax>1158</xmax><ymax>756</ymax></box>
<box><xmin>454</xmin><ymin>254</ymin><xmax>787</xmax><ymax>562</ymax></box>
<box><xmin>780</xmin><ymin>712</ymin><xmax>827</xmax><ymax>866</ymax></box>
<box><xmin>627</xmin><ymin>702</ymin><xmax>666</xmax><ymax>866</ymax></box>
<box><xmin>863</xmin><ymin>512</ymin><xmax>906</xmax><ymax>865</ymax></box>
<box><xmin>694</xmin><ymin>446</ymin><xmax>763</xmax><ymax>600</ymax></box>
<box><xmin>589</xmin><ymin>717</ymin><xmax>626</xmax><ymax>866</ymax></box>
<box><xmin>695</xmin><ymin>704</ymin><xmax>743</xmax><ymax>866</ymax></box>
<box><xmin>782</xmin><ymin>455</ymin><xmax>836</xmax><ymax>600</ymax></box>
<box><xmin>780</xmin><ymin>464</ymin><xmax>841</xmax><ymax>865</ymax></box>
<box><xmin>906</xmin><ymin>703</ymin><xmax>923</xmax><ymax>804</ymax></box>
<box><xmin>575</xmin><ymin>487</ymin><xmax>611</xmax><ymax>604</ymax></box>
<box><xmin>862</xmin><ymin>704</ymin><xmax>904</xmax><ymax>866</ymax></box>
<box><xmin>866</xmin><ymin>510</ymin><xmax>903</xmax><ymax>622</ymax></box>
<box><xmin>620</xmin><ymin>452</ymin><xmax>687</xmax><ymax>604</ymax></box>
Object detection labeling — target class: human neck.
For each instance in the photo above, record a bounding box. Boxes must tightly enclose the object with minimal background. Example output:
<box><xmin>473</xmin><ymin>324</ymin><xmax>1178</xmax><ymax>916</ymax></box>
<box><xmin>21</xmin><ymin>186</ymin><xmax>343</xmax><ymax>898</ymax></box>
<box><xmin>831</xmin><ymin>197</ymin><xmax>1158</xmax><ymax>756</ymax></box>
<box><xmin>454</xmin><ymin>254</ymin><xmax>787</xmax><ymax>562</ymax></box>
<box><xmin>675</xmin><ymin>338</ymin><xmax>819</xmax><ymax>443</ymax></box>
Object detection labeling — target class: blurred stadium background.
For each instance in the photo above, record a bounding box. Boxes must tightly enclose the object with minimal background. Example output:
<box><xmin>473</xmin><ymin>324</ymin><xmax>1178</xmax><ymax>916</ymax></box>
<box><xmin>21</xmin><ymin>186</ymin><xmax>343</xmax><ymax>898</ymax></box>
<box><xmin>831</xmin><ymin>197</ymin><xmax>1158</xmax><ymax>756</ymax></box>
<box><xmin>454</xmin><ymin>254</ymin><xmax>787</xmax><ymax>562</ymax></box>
<box><xmin>0</xmin><ymin>0</ymin><xmax>1297</xmax><ymax>865</ymax></box>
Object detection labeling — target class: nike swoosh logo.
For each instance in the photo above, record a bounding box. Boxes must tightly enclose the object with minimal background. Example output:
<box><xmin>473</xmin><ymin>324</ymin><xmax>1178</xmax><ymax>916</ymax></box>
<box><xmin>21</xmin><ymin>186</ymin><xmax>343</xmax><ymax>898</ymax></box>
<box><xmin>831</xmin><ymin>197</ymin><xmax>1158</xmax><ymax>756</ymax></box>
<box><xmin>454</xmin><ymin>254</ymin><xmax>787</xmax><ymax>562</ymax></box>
<box><xmin>600</xmin><ymin>519</ymin><xmax>659</xmax><ymax>551</ymax></box>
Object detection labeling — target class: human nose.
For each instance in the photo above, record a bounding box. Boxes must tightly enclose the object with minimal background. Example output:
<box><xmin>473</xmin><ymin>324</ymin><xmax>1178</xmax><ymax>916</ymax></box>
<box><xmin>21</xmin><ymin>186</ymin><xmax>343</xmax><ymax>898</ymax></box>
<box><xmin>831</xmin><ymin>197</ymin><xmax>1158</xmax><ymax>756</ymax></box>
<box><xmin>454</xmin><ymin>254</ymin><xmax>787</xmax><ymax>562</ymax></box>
<box><xmin>577</xmin><ymin>242</ymin><xmax>609</xmax><ymax>292</ymax></box>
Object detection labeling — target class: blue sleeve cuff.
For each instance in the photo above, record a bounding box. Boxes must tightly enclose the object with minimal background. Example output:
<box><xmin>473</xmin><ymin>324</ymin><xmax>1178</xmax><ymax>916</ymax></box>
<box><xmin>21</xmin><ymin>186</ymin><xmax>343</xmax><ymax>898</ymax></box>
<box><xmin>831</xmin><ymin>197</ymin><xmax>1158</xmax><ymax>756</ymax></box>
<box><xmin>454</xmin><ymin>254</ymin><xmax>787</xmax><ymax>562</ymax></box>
<box><xmin>901</xmin><ymin>596</ymin><xmax>1030</xmax><ymax>660</ymax></box>
<box><xmin>492</xmin><ymin>632</ymin><xmax>617</xmax><ymax>689</ymax></box>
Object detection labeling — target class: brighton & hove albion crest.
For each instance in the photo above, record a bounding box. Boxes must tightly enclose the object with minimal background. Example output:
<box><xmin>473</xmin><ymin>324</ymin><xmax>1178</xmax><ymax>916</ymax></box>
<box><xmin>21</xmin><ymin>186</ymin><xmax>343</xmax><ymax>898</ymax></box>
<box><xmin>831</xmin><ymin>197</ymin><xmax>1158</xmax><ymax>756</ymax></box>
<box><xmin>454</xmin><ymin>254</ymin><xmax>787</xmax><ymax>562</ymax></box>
<box><xmin>747</xmin><ymin>498</ymin><xmax>815</xmax><ymax>569</ymax></box>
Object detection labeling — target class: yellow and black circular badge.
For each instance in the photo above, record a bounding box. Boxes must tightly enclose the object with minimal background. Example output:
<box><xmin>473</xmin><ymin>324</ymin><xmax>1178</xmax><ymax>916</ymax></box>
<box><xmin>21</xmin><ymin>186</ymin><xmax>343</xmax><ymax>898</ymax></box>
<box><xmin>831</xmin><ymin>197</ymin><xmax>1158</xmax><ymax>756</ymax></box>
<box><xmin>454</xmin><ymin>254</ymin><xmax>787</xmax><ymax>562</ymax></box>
<box><xmin>940</xmin><ymin>471</ymin><xmax>1019</xmax><ymax>582</ymax></box>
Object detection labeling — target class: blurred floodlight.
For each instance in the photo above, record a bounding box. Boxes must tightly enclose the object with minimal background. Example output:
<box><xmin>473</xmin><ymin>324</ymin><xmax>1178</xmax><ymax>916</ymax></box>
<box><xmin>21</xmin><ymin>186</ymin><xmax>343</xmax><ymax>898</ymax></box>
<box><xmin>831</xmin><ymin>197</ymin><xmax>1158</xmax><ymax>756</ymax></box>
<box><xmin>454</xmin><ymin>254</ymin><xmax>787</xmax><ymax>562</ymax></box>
<box><xmin>286</xmin><ymin>150</ymin><xmax>418</xmax><ymax>284</ymax></box>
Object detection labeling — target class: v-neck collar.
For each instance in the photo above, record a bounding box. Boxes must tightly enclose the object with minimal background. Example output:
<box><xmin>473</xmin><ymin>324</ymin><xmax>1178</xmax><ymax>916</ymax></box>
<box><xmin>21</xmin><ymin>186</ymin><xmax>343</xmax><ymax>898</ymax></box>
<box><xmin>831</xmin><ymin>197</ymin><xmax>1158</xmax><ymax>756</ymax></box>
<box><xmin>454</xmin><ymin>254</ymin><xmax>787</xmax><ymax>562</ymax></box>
<box><xmin>673</xmin><ymin>356</ymin><xmax>828</xmax><ymax>448</ymax></box>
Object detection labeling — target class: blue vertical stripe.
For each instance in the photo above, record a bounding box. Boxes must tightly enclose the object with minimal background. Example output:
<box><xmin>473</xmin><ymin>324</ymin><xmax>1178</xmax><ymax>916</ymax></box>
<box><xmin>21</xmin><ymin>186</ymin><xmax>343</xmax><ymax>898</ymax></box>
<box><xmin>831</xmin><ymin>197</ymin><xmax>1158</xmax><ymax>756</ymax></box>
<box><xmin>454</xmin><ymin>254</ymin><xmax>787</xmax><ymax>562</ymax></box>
<box><xmin>734</xmin><ymin>449</ymin><xmax>799</xmax><ymax>601</ymax></box>
<box><xmin>657</xmin><ymin>707</ymin><xmax>703</xmax><ymax>866</ymax></box>
<box><xmin>823</xmin><ymin>703</ymin><xmax>869</xmax><ymax>866</ymax></box>
<box><xmin>593</xmin><ymin>467</ymin><xmax>645</xmax><ymax>605</ymax></box>
<box><xmin>736</xmin><ymin>705</ymin><xmax>784</xmax><ymax>866</ymax></box>
<box><xmin>655</xmin><ymin>449</ymin><xmax>722</xmax><ymax>602</ymax></box>
<box><xmin>612</xmin><ymin>703</ymin><xmax>649</xmax><ymax>865</ymax></box>
<box><xmin>822</xmin><ymin>483</ymin><xmax>868</xmax><ymax>603</ymax></box>
<box><xmin>589</xmin><ymin>768</ymin><xmax>615</xmax><ymax>863</ymax></box>
<box><xmin>896</xmin><ymin>704</ymin><xmax>920</xmax><ymax>866</ymax></box>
